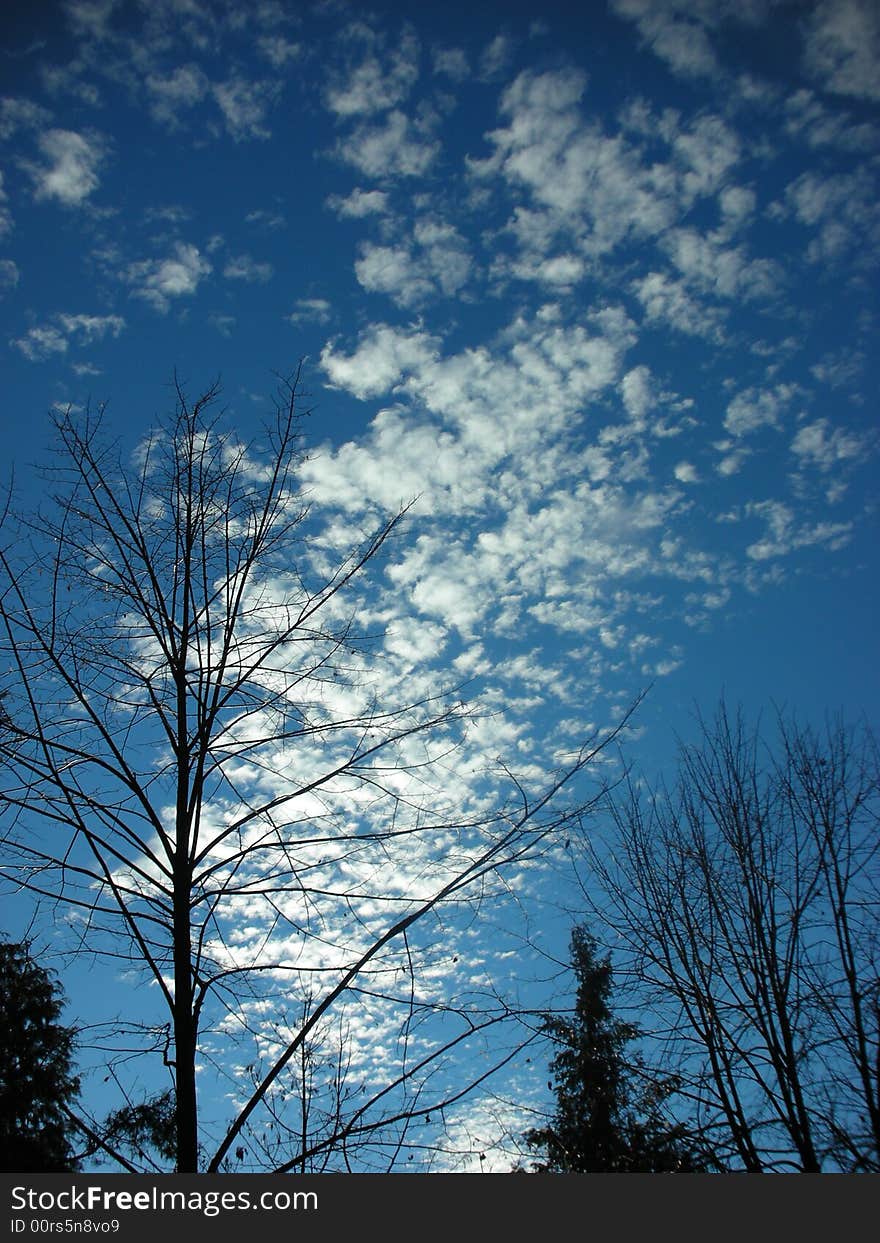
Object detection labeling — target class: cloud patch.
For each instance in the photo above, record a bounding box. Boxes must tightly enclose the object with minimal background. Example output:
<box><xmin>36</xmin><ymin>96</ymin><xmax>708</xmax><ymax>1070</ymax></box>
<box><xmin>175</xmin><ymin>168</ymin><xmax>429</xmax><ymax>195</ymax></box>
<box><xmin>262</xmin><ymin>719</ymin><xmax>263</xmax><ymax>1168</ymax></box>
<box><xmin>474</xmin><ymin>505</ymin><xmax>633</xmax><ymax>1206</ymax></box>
<box><xmin>11</xmin><ymin>311</ymin><xmax>125</xmax><ymax>360</ymax></box>
<box><xmin>803</xmin><ymin>0</ymin><xmax>880</xmax><ymax>102</ymax></box>
<box><xmin>335</xmin><ymin>109</ymin><xmax>440</xmax><ymax>179</ymax></box>
<box><xmin>127</xmin><ymin>242</ymin><xmax>212</xmax><ymax>313</ymax></box>
<box><xmin>23</xmin><ymin>128</ymin><xmax>105</xmax><ymax>206</ymax></box>
<box><xmin>325</xmin><ymin>26</ymin><xmax>420</xmax><ymax>116</ymax></box>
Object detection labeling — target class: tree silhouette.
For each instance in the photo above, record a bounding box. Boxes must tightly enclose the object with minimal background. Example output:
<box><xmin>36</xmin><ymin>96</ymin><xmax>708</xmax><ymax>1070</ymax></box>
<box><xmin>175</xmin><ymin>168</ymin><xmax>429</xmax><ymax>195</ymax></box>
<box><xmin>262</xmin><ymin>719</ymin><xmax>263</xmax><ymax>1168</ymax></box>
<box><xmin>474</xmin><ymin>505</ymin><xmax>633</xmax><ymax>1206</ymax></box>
<box><xmin>0</xmin><ymin>372</ymin><xmax>635</xmax><ymax>1171</ymax></box>
<box><xmin>584</xmin><ymin>704</ymin><xmax>880</xmax><ymax>1172</ymax></box>
<box><xmin>524</xmin><ymin>925</ymin><xmax>705</xmax><ymax>1172</ymax></box>
<box><xmin>0</xmin><ymin>941</ymin><xmax>81</xmax><ymax>1172</ymax></box>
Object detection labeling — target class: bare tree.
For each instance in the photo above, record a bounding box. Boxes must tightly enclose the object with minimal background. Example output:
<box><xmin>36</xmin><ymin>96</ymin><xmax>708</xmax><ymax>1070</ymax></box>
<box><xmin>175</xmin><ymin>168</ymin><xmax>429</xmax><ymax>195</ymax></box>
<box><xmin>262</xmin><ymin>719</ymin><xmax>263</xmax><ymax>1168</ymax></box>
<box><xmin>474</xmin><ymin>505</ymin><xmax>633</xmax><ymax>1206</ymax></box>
<box><xmin>580</xmin><ymin>703</ymin><xmax>880</xmax><ymax>1172</ymax></box>
<box><xmin>0</xmin><ymin>373</ymin><xmax>631</xmax><ymax>1172</ymax></box>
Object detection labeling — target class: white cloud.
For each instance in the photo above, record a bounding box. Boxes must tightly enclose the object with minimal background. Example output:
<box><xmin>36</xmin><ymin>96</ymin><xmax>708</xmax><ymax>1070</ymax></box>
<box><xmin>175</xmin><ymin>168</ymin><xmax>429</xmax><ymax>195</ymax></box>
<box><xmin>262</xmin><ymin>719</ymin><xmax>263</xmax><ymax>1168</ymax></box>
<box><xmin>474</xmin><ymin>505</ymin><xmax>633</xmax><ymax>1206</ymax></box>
<box><xmin>210</xmin><ymin>313</ymin><xmax>236</xmax><ymax>337</ymax></box>
<box><xmin>11</xmin><ymin>311</ymin><xmax>124</xmax><ymax>360</ymax></box>
<box><xmin>212</xmin><ymin>76</ymin><xmax>279</xmax><ymax>141</ymax></box>
<box><xmin>288</xmin><ymin>298</ymin><xmax>332</xmax><ymax>325</ymax></box>
<box><xmin>609</xmin><ymin>0</ymin><xmax>771</xmax><ymax>80</ymax></box>
<box><xmin>355</xmin><ymin>243</ymin><xmax>431</xmax><ymax>306</ymax></box>
<box><xmin>674</xmin><ymin>461</ymin><xmax>699</xmax><ymax>484</ymax></box>
<box><xmin>0</xmin><ymin>258</ymin><xmax>19</xmax><ymax>294</ymax></box>
<box><xmin>245</xmin><ymin>208</ymin><xmax>285</xmax><ymax>231</ymax></box>
<box><xmin>783</xmin><ymin>88</ymin><xmax>880</xmax><ymax>152</ymax></box>
<box><xmin>223</xmin><ymin>254</ymin><xmax>273</xmax><ymax>283</ymax></box>
<box><xmin>663</xmin><ymin>227</ymin><xmax>779</xmax><ymax>301</ymax></box>
<box><xmin>321</xmin><ymin>323</ymin><xmax>440</xmax><ymax>399</ymax></box>
<box><xmin>145</xmin><ymin>65</ymin><xmax>208</xmax><ymax>127</ymax></box>
<box><xmin>790</xmin><ymin>418</ymin><xmax>865</xmax><ymax>471</ymax></box>
<box><xmin>803</xmin><ymin>0</ymin><xmax>880</xmax><ymax>102</ymax></box>
<box><xmin>24</xmin><ymin>128</ymin><xmax>104</xmax><ymax>206</ymax></box>
<box><xmin>63</xmin><ymin>0</ymin><xmax>119</xmax><ymax>40</ymax></box>
<box><xmin>633</xmin><ymin>270</ymin><xmax>723</xmax><ymax>339</ymax></box>
<box><xmin>127</xmin><ymin>242</ymin><xmax>212</xmax><ymax>313</ymax></box>
<box><xmin>718</xmin><ymin>184</ymin><xmax>756</xmax><ymax>232</ymax></box>
<box><xmin>0</xmin><ymin>172</ymin><xmax>10</xmax><ymax>239</ymax></box>
<box><xmin>326</xmin><ymin>188</ymin><xmax>389</xmax><ymax>218</ymax></box>
<box><xmin>11</xmin><ymin>326</ymin><xmax>68</xmax><ymax>361</ymax></box>
<box><xmin>715</xmin><ymin>442</ymin><xmax>751</xmax><ymax>476</ymax></box>
<box><xmin>479</xmin><ymin>33</ymin><xmax>514</xmax><ymax>78</ymax></box>
<box><xmin>433</xmin><ymin>47</ymin><xmax>469</xmax><ymax>81</ymax></box>
<box><xmin>473</xmin><ymin>72</ymin><xmax>742</xmax><ymax>282</ymax></box>
<box><xmin>724</xmin><ymin>384</ymin><xmax>796</xmax><ymax>437</ymax></box>
<box><xmin>620</xmin><ymin>365</ymin><xmax>654</xmax><ymax>424</ymax></box>
<box><xmin>355</xmin><ymin>218</ymin><xmax>471</xmax><ymax>307</ymax></box>
<box><xmin>0</xmin><ymin>96</ymin><xmax>52</xmax><ymax>141</ymax></box>
<box><xmin>311</xmin><ymin>308</ymin><xmax>697</xmax><ymax>670</ymax></box>
<box><xmin>335</xmin><ymin>109</ymin><xmax>439</xmax><ymax>178</ymax></box>
<box><xmin>783</xmin><ymin>168</ymin><xmax>880</xmax><ymax>265</ymax></box>
<box><xmin>745</xmin><ymin>498</ymin><xmax>852</xmax><ymax>560</ymax></box>
<box><xmin>40</xmin><ymin>62</ymin><xmax>101</xmax><ymax>106</ymax></box>
<box><xmin>256</xmin><ymin>35</ymin><xmax>301</xmax><ymax>68</ymax></box>
<box><xmin>610</xmin><ymin>0</ymin><xmax>721</xmax><ymax>77</ymax></box>
<box><xmin>56</xmin><ymin>312</ymin><xmax>125</xmax><ymax>343</ymax></box>
<box><xmin>672</xmin><ymin>114</ymin><xmax>740</xmax><ymax>200</ymax></box>
<box><xmin>810</xmin><ymin>348</ymin><xmax>864</xmax><ymax>389</ymax></box>
<box><xmin>326</xmin><ymin>27</ymin><xmax>420</xmax><ymax>116</ymax></box>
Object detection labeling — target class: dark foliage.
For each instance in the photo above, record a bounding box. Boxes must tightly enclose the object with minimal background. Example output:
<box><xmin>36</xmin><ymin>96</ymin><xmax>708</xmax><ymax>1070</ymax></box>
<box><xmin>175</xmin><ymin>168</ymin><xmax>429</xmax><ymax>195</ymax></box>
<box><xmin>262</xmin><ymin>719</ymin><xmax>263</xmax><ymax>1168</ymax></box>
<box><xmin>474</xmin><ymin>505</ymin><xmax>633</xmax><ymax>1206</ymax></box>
<box><xmin>0</xmin><ymin>941</ymin><xmax>81</xmax><ymax>1172</ymax></box>
<box><xmin>99</xmin><ymin>1090</ymin><xmax>178</xmax><ymax>1167</ymax></box>
<box><xmin>524</xmin><ymin>926</ymin><xmax>706</xmax><ymax>1172</ymax></box>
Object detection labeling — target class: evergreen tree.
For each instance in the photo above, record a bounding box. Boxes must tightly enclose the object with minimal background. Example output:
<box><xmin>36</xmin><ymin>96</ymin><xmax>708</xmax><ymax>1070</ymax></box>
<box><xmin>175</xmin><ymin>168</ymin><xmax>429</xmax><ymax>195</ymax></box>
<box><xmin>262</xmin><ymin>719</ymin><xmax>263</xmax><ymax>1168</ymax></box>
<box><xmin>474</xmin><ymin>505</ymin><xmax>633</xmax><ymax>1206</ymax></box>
<box><xmin>524</xmin><ymin>926</ymin><xmax>704</xmax><ymax>1172</ymax></box>
<box><xmin>0</xmin><ymin>941</ymin><xmax>81</xmax><ymax>1172</ymax></box>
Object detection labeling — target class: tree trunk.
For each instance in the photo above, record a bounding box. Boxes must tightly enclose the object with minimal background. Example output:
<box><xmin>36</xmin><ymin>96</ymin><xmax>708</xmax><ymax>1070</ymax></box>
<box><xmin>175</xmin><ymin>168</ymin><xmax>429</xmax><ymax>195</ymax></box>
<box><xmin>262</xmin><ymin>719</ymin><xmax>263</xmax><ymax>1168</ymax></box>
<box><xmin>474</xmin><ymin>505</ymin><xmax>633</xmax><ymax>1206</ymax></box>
<box><xmin>173</xmin><ymin>875</ymin><xmax>198</xmax><ymax>1172</ymax></box>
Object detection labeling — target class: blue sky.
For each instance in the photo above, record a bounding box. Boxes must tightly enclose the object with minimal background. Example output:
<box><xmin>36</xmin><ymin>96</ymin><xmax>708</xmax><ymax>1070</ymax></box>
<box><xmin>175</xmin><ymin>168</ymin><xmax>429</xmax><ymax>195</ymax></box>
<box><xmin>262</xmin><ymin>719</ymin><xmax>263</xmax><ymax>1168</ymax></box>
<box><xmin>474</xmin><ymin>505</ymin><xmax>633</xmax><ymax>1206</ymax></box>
<box><xmin>1</xmin><ymin>0</ymin><xmax>878</xmax><ymax>1170</ymax></box>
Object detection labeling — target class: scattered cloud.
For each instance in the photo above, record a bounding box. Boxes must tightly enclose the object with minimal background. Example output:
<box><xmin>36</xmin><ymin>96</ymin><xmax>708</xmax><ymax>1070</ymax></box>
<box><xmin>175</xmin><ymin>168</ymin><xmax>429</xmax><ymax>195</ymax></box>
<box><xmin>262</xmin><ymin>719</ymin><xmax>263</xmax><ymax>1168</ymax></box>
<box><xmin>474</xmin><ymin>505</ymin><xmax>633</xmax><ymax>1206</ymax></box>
<box><xmin>325</xmin><ymin>26</ymin><xmax>420</xmax><ymax>116</ymax></box>
<box><xmin>62</xmin><ymin>0</ymin><xmax>119</xmax><ymax>41</ymax></box>
<box><xmin>633</xmin><ymin>270</ymin><xmax>724</xmax><ymax>339</ymax></box>
<box><xmin>145</xmin><ymin>64</ymin><xmax>208</xmax><ymax>128</ymax></box>
<box><xmin>245</xmin><ymin>208</ymin><xmax>285</xmax><ymax>231</ymax></box>
<box><xmin>479</xmin><ymin>33</ymin><xmax>514</xmax><ymax>79</ymax></box>
<box><xmin>355</xmin><ymin>218</ymin><xmax>471</xmax><ymax>307</ymax></box>
<box><xmin>334</xmin><ymin>109</ymin><xmax>440</xmax><ymax>178</ymax></box>
<box><xmin>0</xmin><ymin>172</ymin><xmax>12</xmax><ymax>238</ymax></box>
<box><xmin>0</xmin><ymin>96</ymin><xmax>52</xmax><ymax>141</ymax></box>
<box><xmin>790</xmin><ymin>418</ymin><xmax>866</xmax><ymax>472</ymax></box>
<box><xmin>470</xmin><ymin>70</ymin><xmax>749</xmax><ymax>308</ymax></box>
<box><xmin>10</xmin><ymin>325</ymin><xmax>67</xmax><ymax>360</ymax></box>
<box><xmin>288</xmin><ymin>298</ymin><xmax>331</xmax><ymax>325</ymax></box>
<box><xmin>126</xmin><ymin>242</ymin><xmax>212</xmax><ymax>313</ymax></box>
<box><xmin>609</xmin><ymin>0</ymin><xmax>722</xmax><ymax>78</ymax></box>
<box><xmin>212</xmin><ymin>75</ymin><xmax>279</xmax><ymax>141</ymax></box>
<box><xmin>609</xmin><ymin>0</ymin><xmax>771</xmax><ymax>81</ymax></box>
<box><xmin>11</xmin><ymin>310</ymin><xmax>124</xmax><ymax>360</ymax></box>
<box><xmin>433</xmin><ymin>46</ymin><xmax>469</xmax><ymax>81</ymax></box>
<box><xmin>620</xmin><ymin>365</ymin><xmax>654</xmax><ymax>425</ymax></box>
<box><xmin>326</xmin><ymin>188</ymin><xmax>389</xmax><ymax>218</ymax></box>
<box><xmin>1</xmin><ymin>0</ymin><xmax>876</xmax><ymax>1167</ymax></box>
<box><xmin>256</xmin><ymin>35</ymin><xmax>301</xmax><ymax>68</ymax></box>
<box><xmin>724</xmin><ymin>384</ymin><xmax>797</xmax><ymax>437</ymax></box>
<box><xmin>0</xmin><ymin>258</ymin><xmax>20</xmax><ymax>294</ymax></box>
<box><xmin>803</xmin><ymin>0</ymin><xmax>880</xmax><ymax>102</ymax></box>
<box><xmin>22</xmin><ymin>127</ymin><xmax>105</xmax><ymax>205</ymax></box>
<box><xmin>223</xmin><ymin>253</ymin><xmax>273</xmax><ymax>283</ymax></box>
<box><xmin>781</xmin><ymin>167</ymin><xmax>880</xmax><ymax>265</ymax></box>
<box><xmin>674</xmin><ymin>461</ymin><xmax>699</xmax><ymax>484</ymax></box>
<box><xmin>321</xmin><ymin>323</ymin><xmax>439</xmax><ymax>399</ymax></box>
<box><xmin>745</xmin><ymin>498</ymin><xmax>852</xmax><ymax>560</ymax></box>
<box><xmin>783</xmin><ymin>88</ymin><xmax>880</xmax><ymax>152</ymax></box>
<box><xmin>209</xmin><ymin>313</ymin><xmax>236</xmax><ymax>336</ymax></box>
<box><xmin>662</xmin><ymin>227</ymin><xmax>780</xmax><ymax>302</ymax></box>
